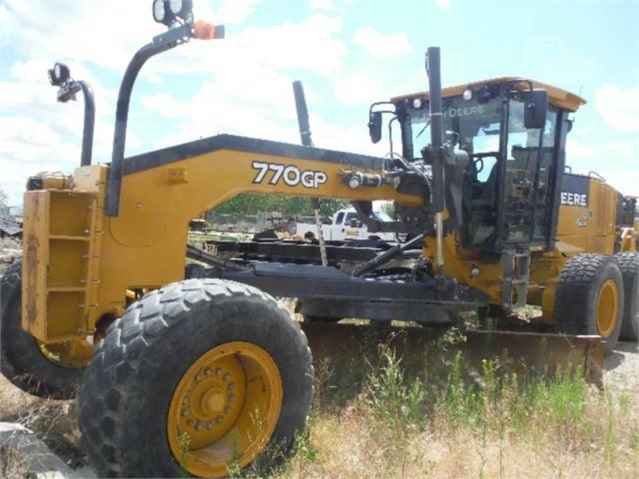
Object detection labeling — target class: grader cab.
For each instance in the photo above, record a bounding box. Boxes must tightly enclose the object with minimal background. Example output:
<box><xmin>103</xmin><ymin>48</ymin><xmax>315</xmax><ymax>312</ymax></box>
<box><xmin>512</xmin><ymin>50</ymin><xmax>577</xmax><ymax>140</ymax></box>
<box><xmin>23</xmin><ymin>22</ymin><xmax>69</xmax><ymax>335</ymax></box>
<box><xmin>1</xmin><ymin>2</ymin><xmax>638</xmax><ymax>477</ymax></box>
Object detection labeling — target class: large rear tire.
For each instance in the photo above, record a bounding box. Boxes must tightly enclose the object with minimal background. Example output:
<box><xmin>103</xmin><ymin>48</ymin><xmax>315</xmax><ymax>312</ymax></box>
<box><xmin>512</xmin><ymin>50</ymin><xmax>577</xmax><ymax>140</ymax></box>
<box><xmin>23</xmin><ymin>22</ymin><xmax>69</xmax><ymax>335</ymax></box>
<box><xmin>554</xmin><ymin>254</ymin><xmax>624</xmax><ymax>353</ymax></box>
<box><xmin>1</xmin><ymin>261</ymin><xmax>87</xmax><ymax>399</ymax></box>
<box><xmin>79</xmin><ymin>279</ymin><xmax>314</xmax><ymax>478</ymax></box>
<box><xmin>614</xmin><ymin>252</ymin><xmax>639</xmax><ymax>342</ymax></box>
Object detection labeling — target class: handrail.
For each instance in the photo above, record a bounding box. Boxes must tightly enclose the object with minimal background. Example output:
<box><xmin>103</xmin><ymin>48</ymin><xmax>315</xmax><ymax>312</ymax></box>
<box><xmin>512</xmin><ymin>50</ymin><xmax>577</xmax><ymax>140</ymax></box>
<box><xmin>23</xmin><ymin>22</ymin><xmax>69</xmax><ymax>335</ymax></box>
<box><xmin>105</xmin><ymin>24</ymin><xmax>225</xmax><ymax>216</ymax></box>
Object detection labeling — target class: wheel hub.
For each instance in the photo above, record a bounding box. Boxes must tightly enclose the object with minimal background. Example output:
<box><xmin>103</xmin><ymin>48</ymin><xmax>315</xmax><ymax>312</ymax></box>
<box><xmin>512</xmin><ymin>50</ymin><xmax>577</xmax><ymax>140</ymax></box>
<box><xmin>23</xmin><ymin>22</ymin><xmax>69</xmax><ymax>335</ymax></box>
<box><xmin>597</xmin><ymin>279</ymin><xmax>619</xmax><ymax>337</ymax></box>
<box><xmin>202</xmin><ymin>388</ymin><xmax>225</xmax><ymax>415</ymax></box>
<box><xmin>167</xmin><ymin>341</ymin><xmax>282</xmax><ymax>478</ymax></box>
<box><xmin>178</xmin><ymin>360</ymin><xmax>244</xmax><ymax>444</ymax></box>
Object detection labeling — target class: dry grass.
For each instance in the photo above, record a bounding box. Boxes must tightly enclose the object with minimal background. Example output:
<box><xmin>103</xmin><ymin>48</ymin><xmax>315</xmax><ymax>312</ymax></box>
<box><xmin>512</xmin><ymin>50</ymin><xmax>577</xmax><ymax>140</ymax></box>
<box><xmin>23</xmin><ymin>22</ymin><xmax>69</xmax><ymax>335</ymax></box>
<box><xmin>5</xmin><ymin>390</ymin><xmax>636</xmax><ymax>479</ymax></box>
<box><xmin>1</xmin><ymin>334</ymin><xmax>638</xmax><ymax>479</ymax></box>
<box><xmin>309</xmin><ymin>418</ymin><xmax>634</xmax><ymax>478</ymax></box>
<box><xmin>279</xmin><ymin>392</ymin><xmax>639</xmax><ymax>479</ymax></box>
<box><xmin>0</xmin><ymin>442</ymin><xmax>29</xmax><ymax>479</ymax></box>
<box><xmin>0</xmin><ymin>375</ymin><xmax>85</xmax><ymax>476</ymax></box>
<box><xmin>273</xmin><ymin>343</ymin><xmax>639</xmax><ymax>479</ymax></box>
<box><xmin>1</xmin><ymin>239</ymin><xmax>638</xmax><ymax>478</ymax></box>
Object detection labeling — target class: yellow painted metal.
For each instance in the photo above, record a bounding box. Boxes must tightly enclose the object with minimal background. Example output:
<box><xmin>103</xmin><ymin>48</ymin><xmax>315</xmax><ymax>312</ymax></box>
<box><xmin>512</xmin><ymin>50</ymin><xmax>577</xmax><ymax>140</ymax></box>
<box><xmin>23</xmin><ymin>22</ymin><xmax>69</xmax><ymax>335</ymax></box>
<box><xmin>392</xmin><ymin>76</ymin><xmax>587</xmax><ymax>112</ymax></box>
<box><xmin>596</xmin><ymin>279</ymin><xmax>619</xmax><ymax>338</ymax></box>
<box><xmin>22</xmin><ymin>189</ymin><xmax>99</xmax><ymax>343</ymax></box>
<box><xmin>23</xmin><ymin>151</ymin><xmax>424</xmax><ymax>341</ymax></box>
<box><xmin>38</xmin><ymin>339</ymin><xmax>94</xmax><ymax>369</ymax></box>
<box><xmin>555</xmin><ymin>178</ymin><xmax>617</xmax><ymax>256</ymax></box>
<box><xmin>19</xmin><ymin>139</ymin><xmax>622</xmax><ymax>347</ymax></box>
<box><xmin>423</xmin><ymin>232</ymin><xmax>504</xmax><ymax>305</ymax></box>
<box><xmin>619</xmin><ymin>227</ymin><xmax>638</xmax><ymax>252</ymax></box>
<box><xmin>31</xmin><ymin>172</ymin><xmax>74</xmax><ymax>190</ymax></box>
<box><xmin>167</xmin><ymin>341</ymin><xmax>282</xmax><ymax>478</ymax></box>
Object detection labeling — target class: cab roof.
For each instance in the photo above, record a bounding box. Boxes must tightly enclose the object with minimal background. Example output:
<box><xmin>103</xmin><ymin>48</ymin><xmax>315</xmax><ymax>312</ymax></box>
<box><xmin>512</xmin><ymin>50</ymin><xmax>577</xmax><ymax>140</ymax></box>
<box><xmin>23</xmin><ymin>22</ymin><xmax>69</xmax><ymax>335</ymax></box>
<box><xmin>392</xmin><ymin>76</ymin><xmax>587</xmax><ymax>112</ymax></box>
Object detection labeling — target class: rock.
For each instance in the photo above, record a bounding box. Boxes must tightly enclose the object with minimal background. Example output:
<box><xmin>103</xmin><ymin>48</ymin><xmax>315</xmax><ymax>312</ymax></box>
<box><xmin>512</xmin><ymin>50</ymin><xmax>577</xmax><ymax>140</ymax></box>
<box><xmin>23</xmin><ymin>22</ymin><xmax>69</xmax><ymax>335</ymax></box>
<box><xmin>0</xmin><ymin>422</ymin><xmax>96</xmax><ymax>479</ymax></box>
<box><xmin>0</xmin><ymin>248</ymin><xmax>22</xmax><ymax>263</ymax></box>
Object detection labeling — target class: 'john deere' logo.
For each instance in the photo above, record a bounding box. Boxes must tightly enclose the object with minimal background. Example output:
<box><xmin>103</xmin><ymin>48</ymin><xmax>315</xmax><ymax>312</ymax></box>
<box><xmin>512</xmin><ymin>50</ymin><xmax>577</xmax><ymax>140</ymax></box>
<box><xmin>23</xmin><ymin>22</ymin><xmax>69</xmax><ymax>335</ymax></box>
<box><xmin>560</xmin><ymin>192</ymin><xmax>588</xmax><ymax>206</ymax></box>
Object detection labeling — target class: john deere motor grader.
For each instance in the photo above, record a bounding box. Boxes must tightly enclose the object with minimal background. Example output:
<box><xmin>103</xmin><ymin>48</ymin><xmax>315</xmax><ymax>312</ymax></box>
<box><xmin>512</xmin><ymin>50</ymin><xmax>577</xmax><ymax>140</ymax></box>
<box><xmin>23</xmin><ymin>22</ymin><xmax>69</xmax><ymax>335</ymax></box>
<box><xmin>1</xmin><ymin>2</ymin><xmax>638</xmax><ymax>477</ymax></box>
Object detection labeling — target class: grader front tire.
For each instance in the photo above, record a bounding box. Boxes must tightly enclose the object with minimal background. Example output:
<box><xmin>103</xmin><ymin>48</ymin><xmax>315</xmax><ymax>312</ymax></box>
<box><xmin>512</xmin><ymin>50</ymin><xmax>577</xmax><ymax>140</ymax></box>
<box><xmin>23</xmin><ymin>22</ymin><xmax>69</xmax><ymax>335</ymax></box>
<box><xmin>0</xmin><ymin>261</ymin><xmax>87</xmax><ymax>399</ymax></box>
<box><xmin>614</xmin><ymin>252</ymin><xmax>639</xmax><ymax>342</ymax></box>
<box><xmin>79</xmin><ymin>279</ymin><xmax>314</xmax><ymax>478</ymax></box>
<box><xmin>554</xmin><ymin>254</ymin><xmax>624</xmax><ymax>353</ymax></box>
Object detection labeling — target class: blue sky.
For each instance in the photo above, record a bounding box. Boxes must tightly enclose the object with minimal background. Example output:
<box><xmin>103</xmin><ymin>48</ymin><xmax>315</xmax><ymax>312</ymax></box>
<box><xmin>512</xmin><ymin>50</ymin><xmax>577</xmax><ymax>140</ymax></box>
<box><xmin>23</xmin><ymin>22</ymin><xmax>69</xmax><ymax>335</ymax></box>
<box><xmin>0</xmin><ymin>0</ymin><xmax>637</xmax><ymax>206</ymax></box>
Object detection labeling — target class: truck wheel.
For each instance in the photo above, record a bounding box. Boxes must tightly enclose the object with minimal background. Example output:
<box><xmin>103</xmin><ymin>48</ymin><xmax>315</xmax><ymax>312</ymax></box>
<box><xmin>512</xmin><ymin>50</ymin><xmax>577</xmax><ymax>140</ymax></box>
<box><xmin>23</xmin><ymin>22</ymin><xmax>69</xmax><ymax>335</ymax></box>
<box><xmin>1</xmin><ymin>261</ymin><xmax>89</xmax><ymax>399</ymax></box>
<box><xmin>554</xmin><ymin>254</ymin><xmax>624</xmax><ymax>353</ymax></box>
<box><xmin>79</xmin><ymin>279</ymin><xmax>314</xmax><ymax>478</ymax></box>
<box><xmin>613</xmin><ymin>252</ymin><xmax>639</xmax><ymax>342</ymax></box>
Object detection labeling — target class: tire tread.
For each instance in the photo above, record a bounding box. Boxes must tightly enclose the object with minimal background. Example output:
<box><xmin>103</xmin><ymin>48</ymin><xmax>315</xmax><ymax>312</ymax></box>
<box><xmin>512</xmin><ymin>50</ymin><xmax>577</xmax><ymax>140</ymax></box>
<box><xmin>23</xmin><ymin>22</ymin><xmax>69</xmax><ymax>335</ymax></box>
<box><xmin>80</xmin><ymin>278</ymin><xmax>313</xmax><ymax>478</ymax></box>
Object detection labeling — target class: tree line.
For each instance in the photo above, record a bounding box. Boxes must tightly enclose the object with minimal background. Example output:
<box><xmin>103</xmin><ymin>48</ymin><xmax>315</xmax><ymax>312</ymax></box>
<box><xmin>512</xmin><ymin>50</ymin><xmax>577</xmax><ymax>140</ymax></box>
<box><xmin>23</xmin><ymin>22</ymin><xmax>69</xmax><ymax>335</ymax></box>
<box><xmin>210</xmin><ymin>194</ymin><xmax>350</xmax><ymax>218</ymax></box>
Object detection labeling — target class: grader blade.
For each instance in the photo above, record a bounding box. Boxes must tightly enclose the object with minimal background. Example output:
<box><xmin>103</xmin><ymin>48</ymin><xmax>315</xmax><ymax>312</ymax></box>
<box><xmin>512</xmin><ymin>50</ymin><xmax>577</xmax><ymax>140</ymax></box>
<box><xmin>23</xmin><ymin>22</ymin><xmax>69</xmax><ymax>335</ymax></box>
<box><xmin>300</xmin><ymin>323</ymin><xmax>604</xmax><ymax>389</ymax></box>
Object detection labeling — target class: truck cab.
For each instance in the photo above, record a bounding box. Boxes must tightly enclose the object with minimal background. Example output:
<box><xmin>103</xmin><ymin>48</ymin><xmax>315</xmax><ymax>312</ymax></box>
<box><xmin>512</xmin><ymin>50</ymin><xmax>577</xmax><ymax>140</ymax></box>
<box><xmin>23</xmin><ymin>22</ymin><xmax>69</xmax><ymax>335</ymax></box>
<box><xmin>294</xmin><ymin>208</ymin><xmax>396</xmax><ymax>241</ymax></box>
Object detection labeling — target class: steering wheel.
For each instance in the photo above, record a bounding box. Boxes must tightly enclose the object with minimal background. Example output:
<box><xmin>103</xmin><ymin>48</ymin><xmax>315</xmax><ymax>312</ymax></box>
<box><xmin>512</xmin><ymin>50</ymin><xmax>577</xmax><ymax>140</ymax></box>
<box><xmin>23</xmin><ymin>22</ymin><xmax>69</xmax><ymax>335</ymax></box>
<box><xmin>470</xmin><ymin>151</ymin><xmax>501</xmax><ymax>175</ymax></box>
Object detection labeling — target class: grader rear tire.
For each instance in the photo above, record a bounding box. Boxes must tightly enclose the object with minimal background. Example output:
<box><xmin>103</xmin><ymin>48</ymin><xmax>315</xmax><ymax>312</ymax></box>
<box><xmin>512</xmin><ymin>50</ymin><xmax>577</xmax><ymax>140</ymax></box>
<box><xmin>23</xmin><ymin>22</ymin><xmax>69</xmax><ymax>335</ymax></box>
<box><xmin>79</xmin><ymin>279</ymin><xmax>314</xmax><ymax>478</ymax></box>
<box><xmin>554</xmin><ymin>254</ymin><xmax>624</xmax><ymax>353</ymax></box>
<box><xmin>614</xmin><ymin>252</ymin><xmax>639</xmax><ymax>342</ymax></box>
<box><xmin>1</xmin><ymin>261</ymin><xmax>88</xmax><ymax>399</ymax></box>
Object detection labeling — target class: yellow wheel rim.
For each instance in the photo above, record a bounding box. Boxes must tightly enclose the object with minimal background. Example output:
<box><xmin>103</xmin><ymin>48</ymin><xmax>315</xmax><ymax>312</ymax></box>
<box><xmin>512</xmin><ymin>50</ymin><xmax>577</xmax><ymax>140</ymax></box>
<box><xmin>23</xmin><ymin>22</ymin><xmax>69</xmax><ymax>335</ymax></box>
<box><xmin>167</xmin><ymin>341</ymin><xmax>283</xmax><ymax>478</ymax></box>
<box><xmin>37</xmin><ymin>339</ymin><xmax>93</xmax><ymax>369</ymax></box>
<box><xmin>597</xmin><ymin>279</ymin><xmax>619</xmax><ymax>338</ymax></box>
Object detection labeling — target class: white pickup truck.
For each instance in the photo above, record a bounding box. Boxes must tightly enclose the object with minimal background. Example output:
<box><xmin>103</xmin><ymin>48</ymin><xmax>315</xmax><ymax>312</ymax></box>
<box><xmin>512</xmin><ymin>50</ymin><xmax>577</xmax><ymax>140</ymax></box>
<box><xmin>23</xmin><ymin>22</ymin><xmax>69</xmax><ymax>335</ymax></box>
<box><xmin>293</xmin><ymin>208</ymin><xmax>396</xmax><ymax>241</ymax></box>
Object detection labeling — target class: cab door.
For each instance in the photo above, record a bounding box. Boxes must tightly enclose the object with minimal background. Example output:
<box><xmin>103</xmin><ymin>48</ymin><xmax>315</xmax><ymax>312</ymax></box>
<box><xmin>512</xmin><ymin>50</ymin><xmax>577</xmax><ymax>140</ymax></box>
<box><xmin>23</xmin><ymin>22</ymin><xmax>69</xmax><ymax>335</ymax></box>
<box><xmin>500</xmin><ymin>100</ymin><xmax>558</xmax><ymax>248</ymax></box>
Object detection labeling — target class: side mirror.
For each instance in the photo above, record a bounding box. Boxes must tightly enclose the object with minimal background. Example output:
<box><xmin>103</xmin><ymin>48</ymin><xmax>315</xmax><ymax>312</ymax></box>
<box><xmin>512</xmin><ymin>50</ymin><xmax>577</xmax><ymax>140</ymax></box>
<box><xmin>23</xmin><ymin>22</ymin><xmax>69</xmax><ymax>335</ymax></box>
<box><xmin>368</xmin><ymin>111</ymin><xmax>382</xmax><ymax>144</ymax></box>
<box><xmin>522</xmin><ymin>89</ymin><xmax>548</xmax><ymax>129</ymax></box>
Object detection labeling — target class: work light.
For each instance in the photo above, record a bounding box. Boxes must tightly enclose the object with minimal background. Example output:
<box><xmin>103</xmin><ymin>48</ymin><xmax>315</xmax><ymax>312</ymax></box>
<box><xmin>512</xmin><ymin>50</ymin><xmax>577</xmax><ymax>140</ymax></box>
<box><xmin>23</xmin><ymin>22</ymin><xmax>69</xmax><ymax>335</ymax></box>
<box><xmin>152</xmin><ymin>0</ymin><xmax>167</xmax><ymax>23</ymax></box>
<box><xmin>169</xmin><ymin>0</ymin><xmax>193</xmax><ymax>16</ymax></box>
<box><xmin>152</xmin><ymin>0</ymin><xmax>193</xmax><ymax>26</ymax></box>
<box><xmin>48</xmin><ymin>63</ymin><xmax>70</xmax><ymax>87</ymax></box>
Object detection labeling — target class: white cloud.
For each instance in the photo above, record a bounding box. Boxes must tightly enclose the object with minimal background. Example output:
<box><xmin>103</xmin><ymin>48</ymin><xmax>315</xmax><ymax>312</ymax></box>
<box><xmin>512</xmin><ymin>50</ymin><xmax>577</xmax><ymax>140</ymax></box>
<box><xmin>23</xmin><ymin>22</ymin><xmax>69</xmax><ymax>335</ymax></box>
<box><xmin>0</xmin><ymin>1</ymin><xmax>156</xmax><ymax>73</ymax></box>
<box><xmin>0</xmin><ymin>2</ymin><xmax>351</xmax><ymax>204</ymax></box>
<box><xmin>216</xmin><ymin>0</ymin><xmax>260</xmax><ymax>25</ymax></box>
<box><xmin>435</xmin><ymin>0</ymin><xmax>452</xmax><ymax>10</ymax></box>
<box><xmin>126</xmin><ymin>13</ymin><xmax>347</xmax><ymax>80</ymax></box>
<box><xmin>141</xmin><ymin>63</ymin><xmax>300</xmax><ymax>147</ymax></box>
<box><xmin>309</xmin><ymin>0</ymin><xmax>339</xmax><ymax>12</ymax></box>
<box><xmin>603</xmin><ymin>168</ymin><xmax>639</xmax><ymax>199</ymax></box>
<box><xmin>240</xmin><ymin>14</ymin><xmax>347</xmax><ymax>74</ymax></box>
<box><xmin>352</xmin><ymin>27</ymin><xmax>412</xmax><ymax>58</ymax></box>
<box><xmin>566</xmin><ymin>137</ymin><xmax>639</xmax><ymax>196</ymax></box>
<box><xmin>595</xmin><ymin>85</ymin><xmax>639</xmax><ymax>132</ymax></box>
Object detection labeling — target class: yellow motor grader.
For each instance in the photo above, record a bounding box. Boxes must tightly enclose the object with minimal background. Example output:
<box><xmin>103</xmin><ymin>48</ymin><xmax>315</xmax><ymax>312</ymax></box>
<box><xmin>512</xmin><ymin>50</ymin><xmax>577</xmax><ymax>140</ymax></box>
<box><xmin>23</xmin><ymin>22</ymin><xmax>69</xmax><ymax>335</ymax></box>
<box><xmin>1</xmin><ymin>1</ymin><xmax>638</xmax><ymax>477</ymax></box>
